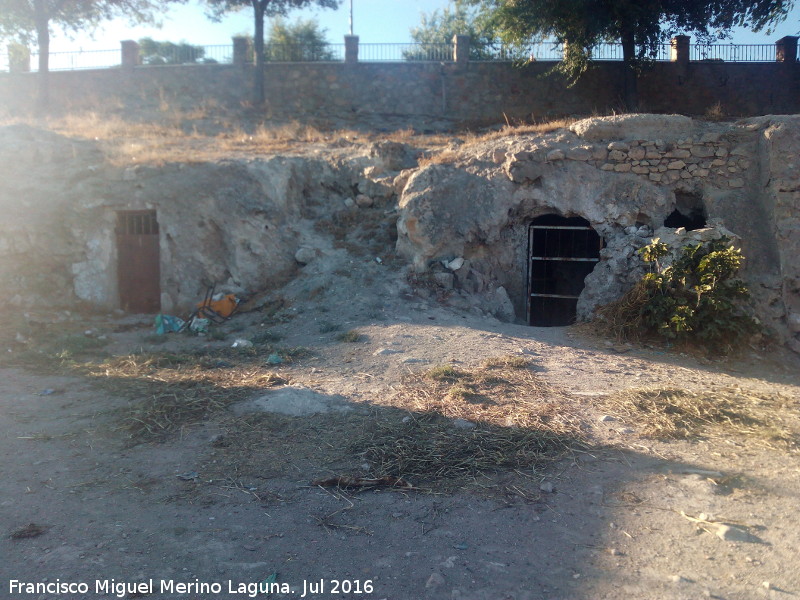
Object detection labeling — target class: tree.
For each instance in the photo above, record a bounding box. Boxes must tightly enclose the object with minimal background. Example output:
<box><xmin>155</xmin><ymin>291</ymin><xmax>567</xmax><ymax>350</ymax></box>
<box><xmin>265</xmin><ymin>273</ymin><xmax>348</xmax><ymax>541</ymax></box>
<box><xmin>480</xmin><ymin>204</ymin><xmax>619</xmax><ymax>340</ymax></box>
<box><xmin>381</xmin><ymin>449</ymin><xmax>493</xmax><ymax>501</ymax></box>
<box><xmin>483</xmin><ymin>0</ymin><xmax>794</xmax><ymax>109</ymax></box>
<box><xmin>264</xmin><ymin>17</ymin><xmax>334</xmax><ymax>61</ymax></box>
<box><xmin>0</xmin><ymin>0</ymin><xmax>167</xmax><ymax>108</ymax></box>
<box><xmin>205</xmin><ymin>0</ymin><xmax>339</xmax><ymax>106</ymax></box>
<box><xmin>139</xmin><ymin>37</ymin><xmax>210</xmax><ymax>64</ymax></box>
<box><xmin>406</xmin><ymin>0</ymin><xmax>499</xmax><ymax>61</ymax></box>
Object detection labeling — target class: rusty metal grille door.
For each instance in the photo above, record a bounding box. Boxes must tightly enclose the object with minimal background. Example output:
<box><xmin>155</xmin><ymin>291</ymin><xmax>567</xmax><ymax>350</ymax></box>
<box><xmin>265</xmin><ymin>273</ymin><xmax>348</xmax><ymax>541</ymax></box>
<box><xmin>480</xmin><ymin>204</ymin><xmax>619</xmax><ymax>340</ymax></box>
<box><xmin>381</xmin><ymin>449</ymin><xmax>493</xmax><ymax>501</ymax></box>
<box><xmin>116</xmin><ymin>210</ymin><xmax>161</xmax><ymax>313</ymax></box>
<box><xmin>527</xmin><ymin>217</ymin><xmax>601</xmax><ymax>326</ymax></box>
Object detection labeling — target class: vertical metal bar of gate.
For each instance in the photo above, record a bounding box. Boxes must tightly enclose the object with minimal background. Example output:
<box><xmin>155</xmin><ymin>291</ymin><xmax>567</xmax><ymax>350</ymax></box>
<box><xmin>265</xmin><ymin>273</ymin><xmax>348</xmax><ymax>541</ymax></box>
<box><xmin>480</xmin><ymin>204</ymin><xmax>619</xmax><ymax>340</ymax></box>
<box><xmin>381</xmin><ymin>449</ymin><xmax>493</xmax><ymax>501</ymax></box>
<box><xmin>527</xmin><ymin>223</ymin><xmax>602</xmax><ymax>326</ymax></box>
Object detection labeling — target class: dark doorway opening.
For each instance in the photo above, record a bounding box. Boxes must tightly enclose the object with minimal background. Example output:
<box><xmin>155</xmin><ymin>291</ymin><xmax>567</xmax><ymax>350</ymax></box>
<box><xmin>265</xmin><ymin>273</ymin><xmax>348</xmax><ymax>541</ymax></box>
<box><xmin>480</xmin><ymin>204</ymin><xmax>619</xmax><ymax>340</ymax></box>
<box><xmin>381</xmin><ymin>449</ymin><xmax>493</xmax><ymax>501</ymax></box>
<box><xmin>664</xmin><ymin>192</ymin><xmax>707</xmax><ymax>230</ymax></box>
<box><xmin>116</xmin><ymin>210</ymin><xmax>161</xmax><ymax>313</ymax></box>
<box><xmin>527</xmin><ymin>215</ymin><xmax>602</xmax><ymax>326</ymax></box>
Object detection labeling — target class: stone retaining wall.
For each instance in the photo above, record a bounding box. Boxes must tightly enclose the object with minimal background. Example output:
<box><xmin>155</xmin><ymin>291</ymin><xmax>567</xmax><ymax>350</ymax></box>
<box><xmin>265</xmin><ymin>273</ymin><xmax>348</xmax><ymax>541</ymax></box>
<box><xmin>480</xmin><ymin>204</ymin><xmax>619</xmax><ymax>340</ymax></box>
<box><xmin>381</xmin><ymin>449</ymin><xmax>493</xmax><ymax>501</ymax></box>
<box><xmin>1</xmin><ymin>60</ymin><xmax>797</xmax><ymax>121</ymax></box>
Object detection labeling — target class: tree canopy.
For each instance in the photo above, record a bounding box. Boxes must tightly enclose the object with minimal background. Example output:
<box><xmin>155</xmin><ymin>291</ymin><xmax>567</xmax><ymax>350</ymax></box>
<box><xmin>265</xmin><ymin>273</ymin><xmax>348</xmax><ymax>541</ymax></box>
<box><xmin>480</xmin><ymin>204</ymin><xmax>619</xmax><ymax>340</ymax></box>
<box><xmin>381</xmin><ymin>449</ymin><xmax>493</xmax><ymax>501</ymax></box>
<box><xmin>205</xmin><ymin>0</ymin><xmax>340</xmax><ymax>105</ymax></box>
<box><xmin>139</xmin><ymin>37</ymin><xmax>210</xmax><ymax>64</ymax></box>
<box><xmin>407</xmin><ymin>0</ymin><xmax>499</xmax><ymax>60</ymax></box>
<box><xmin>264</xmin><ymin>18</ymin><xmax>334</xmax><ymax>61</ymax></box>
<box><xmin>483</xmin><ymin>0</ymin><xmax>795</xmax><ymax>107</ymax></box>
<box><xmin>0</xmin><ymin>0</ymin><xmax>171</xmax><ymax>106</ymax></box>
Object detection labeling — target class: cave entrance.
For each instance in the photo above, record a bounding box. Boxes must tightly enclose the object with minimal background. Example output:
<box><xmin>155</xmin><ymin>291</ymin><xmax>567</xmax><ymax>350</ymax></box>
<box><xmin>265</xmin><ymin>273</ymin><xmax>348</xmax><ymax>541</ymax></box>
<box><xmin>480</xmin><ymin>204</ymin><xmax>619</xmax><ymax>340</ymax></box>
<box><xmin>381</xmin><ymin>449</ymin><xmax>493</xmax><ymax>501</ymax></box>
<box><xmin>116</xmin><ymin>210</ymin><xmax>161</xmax><ymax>313</ymax></box>
<box><xmin>527</xmin><ymin>215</ymin><xmax>602</xmax><ymax>326</ymax></box>
<box><xmin>664</xmin><ymin>192</ymin><xmax>707</xmax><ymax>230</ymax></box>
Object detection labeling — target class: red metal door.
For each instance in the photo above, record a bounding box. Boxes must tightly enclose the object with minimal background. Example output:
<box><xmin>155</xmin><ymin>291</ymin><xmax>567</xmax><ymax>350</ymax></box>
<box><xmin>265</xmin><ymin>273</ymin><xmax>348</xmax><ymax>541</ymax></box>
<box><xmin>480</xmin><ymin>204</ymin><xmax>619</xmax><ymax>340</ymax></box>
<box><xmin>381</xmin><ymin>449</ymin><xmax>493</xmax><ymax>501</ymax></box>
<box><xmin>116</xmin><ymin>211</ymin><xmax>161</xmax><ymax>313</ymax></box>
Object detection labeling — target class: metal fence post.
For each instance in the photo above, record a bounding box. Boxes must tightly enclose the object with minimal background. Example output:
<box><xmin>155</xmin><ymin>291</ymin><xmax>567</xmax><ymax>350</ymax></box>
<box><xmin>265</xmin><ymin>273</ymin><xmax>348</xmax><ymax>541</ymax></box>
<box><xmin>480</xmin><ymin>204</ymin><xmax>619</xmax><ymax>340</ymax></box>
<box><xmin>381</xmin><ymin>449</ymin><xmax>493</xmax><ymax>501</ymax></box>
<box><xmin>121</xmin><ymin>40</ymin><xmax>140</xmax><ymax>68</ymax></box>
<box><xmin>345</xmin><ymin>35</ymin><xmax>359</xmax><ymax>63</ymax></box>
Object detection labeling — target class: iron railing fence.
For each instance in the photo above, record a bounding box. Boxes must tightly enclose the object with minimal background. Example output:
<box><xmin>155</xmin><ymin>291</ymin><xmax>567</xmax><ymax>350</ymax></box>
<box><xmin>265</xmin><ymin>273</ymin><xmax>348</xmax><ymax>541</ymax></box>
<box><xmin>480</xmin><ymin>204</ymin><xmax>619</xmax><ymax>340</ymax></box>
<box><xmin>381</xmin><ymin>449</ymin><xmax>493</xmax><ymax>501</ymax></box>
<box><xmin>262</xmin><ymin>42</ymin><xmax>344</xmax><ymax>62</ymax></box>
<box><xmin>690</xmin><ymin>43</ymin><xmax>776</xmax><ymax>62</ymax></box>
<box><xmin>34</xmin><ymin>48</ymin><xmax>120</xmax><ymax>70</ymax></box>
<box><xmin>361</xmin><ymin>42</ymin><xmax>452</xmax><ymax>62</ymax></box>
<box><xmin>0</xmin><ymin>41</ymin><xmax>793</xmax><ymax>72</ymax></box>
<box><xmin>473</xmin><ymin>41</ymin><xmax>562</xmax><ymax>61</ymax></box>
<box><xmin>472</xmin><ymin>42</ymin><xmax>672</xmax><ymax>61</ymax></box>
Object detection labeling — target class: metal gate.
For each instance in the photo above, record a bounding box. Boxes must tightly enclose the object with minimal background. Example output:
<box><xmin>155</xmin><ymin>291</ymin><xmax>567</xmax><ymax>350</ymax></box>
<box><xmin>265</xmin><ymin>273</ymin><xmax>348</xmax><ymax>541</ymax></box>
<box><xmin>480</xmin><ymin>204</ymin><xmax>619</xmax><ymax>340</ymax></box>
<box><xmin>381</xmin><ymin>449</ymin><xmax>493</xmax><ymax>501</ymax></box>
<box><xmin>527</xmin><ymin>216</ymin><xmax>602</xmax><ymax>326</ymax></box>
<box><xmin>116</xmin><ymin>210</ymin><xmax>161</xmax><ymax>313</ymax></box>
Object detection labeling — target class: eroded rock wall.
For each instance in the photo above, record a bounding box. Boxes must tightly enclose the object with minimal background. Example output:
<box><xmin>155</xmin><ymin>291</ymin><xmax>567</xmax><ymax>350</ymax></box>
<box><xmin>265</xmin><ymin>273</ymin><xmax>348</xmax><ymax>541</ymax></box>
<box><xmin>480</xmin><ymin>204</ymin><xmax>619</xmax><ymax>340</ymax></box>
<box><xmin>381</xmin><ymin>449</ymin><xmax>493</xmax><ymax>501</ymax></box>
<box><xmin>0</xmin><ymin>125</ymin><xmax>384</xmax><ymax>314</ymax></box>
<box><xmin>396</xmin><ymin>115</ymin><xmax>800</xmax><ymax>350</ymax></box>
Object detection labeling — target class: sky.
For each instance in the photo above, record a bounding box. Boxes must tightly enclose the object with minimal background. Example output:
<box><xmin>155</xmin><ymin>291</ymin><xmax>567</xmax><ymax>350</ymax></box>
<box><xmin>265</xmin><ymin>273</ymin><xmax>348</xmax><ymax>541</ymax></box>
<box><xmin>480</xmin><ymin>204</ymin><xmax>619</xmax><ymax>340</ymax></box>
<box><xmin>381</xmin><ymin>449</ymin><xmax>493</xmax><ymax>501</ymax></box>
<box><xmin>44</xmin><ymin>0</ymin><xmax>800</xmax><ymax>53</ymax></box>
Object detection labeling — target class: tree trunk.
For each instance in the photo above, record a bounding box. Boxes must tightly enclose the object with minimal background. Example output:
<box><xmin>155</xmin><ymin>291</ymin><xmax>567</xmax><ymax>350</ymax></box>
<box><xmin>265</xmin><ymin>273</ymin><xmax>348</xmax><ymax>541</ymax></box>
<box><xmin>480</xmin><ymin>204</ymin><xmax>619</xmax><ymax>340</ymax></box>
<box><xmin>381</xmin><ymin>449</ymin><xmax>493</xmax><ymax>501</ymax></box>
<box><xmin>252</xmin><ymin>0</ymin><xmax>266</xmax><ymax>106</ymax></box>
<box><xmin>621</xmin><ymin>30</ymin><xmax>638</xmax><ymax>111</ymax></box>
<box><xmin>34</xmin><ymin>0</ymin><xmax>50</xmax><ymax>110</ymax></box>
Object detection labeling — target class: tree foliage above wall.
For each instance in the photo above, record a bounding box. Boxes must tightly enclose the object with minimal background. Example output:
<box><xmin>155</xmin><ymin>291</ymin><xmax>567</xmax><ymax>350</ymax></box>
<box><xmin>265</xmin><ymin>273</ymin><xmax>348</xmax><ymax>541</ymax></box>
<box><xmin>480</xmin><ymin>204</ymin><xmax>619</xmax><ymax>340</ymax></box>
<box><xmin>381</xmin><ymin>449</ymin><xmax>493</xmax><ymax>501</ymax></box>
<box><xmin>204</xmin><ymin>0</ymin><xmax>340</xmax><ymax>106</ymax></box>
<box><xmin>0</xmin><ymin>0</ymin><xmax>177</xmax><ymax>107</ymax></box>
<box><xmin>468</xmin><ymin>0</ymin><xmax>795</xmax><ymax>108</ymax></box>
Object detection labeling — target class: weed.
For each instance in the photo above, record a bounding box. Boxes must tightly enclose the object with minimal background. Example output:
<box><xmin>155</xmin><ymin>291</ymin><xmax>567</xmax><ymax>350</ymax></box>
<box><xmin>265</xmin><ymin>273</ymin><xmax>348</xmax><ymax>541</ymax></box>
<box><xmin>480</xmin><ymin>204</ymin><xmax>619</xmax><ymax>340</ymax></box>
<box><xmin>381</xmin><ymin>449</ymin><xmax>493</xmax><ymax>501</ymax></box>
<box><xmin>482</xmin><ymin>355</ymin><xmax>529</xmax><ymax>369</ymax></box>
<box><xmin>447</xmin><ymin>384</ymin><xmax>478</xmax><ymax>401</ymax></box>
<box><xmin>277</xmin><ymin>346</ymin><xmax>314</xmax><ymax>361</ymax></box>
<box><xmin>597</xmin><ymin>237</ymin><xmax>758</xmax><ymax>351</ymax></box>
<box><xmin>207</xmin><ymin>329</ymin><xmax>227</xmax><ymax>341</ymax></box>
<box><xmin>318</xmin><ymin>320</ymin><xmax>341</xmax><ymax>334</ymax></box>
<box><xmin>250</xmin><ymin>329</ymin><xmax>283</xmax><ymax>345</ymax></box>
<box><xmin>425</xmin><ymin>364</ymin><xmax>463</xmax><ymax>381</ymax></box>
<box><xmin>705</xmin><ymin>102</ymin><xmax>726</xmax><ymax>122</ymax></box>
<box><xmin>336</xmin><ymin>330</ymin><xmax>363</xmax><ymax>343</ymax></box>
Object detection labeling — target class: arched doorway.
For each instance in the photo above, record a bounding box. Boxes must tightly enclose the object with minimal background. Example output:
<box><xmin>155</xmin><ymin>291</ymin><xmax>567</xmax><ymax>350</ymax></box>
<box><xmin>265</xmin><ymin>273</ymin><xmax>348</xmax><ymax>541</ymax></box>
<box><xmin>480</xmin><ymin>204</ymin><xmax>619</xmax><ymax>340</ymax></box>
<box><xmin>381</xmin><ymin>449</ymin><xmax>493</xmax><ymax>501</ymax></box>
<box><xmin>527</xmin><ymin>214</ymin><xmax>602</xmax><ymax>326</ymax></box>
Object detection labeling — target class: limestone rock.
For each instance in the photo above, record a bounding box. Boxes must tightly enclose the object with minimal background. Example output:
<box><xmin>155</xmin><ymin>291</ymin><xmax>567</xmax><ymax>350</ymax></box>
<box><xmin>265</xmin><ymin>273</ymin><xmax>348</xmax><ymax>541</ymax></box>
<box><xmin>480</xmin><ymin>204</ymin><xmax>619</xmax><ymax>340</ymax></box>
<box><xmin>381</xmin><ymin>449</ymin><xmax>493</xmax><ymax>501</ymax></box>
<box><xmin>295</xmin><ymin>247</ymin><xmax>318</xmax><ymax>265</ymax></box>
<box><xmin>567</xmin><ymin>147</ymin><xmax>592</xmax><ymax>161</ymax></box>
<box><xmin>369</xmin><ymin>141</ymin><xmax>419</xmax><ymax>171</ymax></box>
<box><xmin>355</xmin><ymin>194</ymin><xmax>374</xmax><ymax>208</ymax></box>
<box><xmin>570</xmin><ymin>114</ymin><xmax>694</xmax><ymax>142</ymax></box>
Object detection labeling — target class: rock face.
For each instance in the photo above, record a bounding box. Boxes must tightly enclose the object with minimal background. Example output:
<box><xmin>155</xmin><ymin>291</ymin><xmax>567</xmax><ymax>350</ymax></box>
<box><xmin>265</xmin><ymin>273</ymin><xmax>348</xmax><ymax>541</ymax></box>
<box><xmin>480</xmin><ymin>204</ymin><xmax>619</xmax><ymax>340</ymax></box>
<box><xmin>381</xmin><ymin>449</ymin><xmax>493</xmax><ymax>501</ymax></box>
<box><xmin>0</xmin><ymin>126</ymin><xmax>366</xmax><ymax>313</ymax></box>
<box><xmin>2</xmin><ymin>114</ymin><xmax>798</xmax><ymax>352</ymax></box>
<box><xmin>396</xmin><ymin>115</ymin><xmax>800</xmax><ymax>350</ymax></box>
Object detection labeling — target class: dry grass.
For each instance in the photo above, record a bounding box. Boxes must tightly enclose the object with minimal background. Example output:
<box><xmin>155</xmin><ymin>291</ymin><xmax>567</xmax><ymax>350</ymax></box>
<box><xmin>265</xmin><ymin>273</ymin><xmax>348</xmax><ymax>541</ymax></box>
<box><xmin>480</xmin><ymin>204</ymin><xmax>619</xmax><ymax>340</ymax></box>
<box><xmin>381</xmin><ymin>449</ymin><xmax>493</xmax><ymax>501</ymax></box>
<box><xmin>200</xmin><ymin>356</ymin><xmax>585</xmax><ymax>493</ymax></box>
<box><xmin>417</xmin><ymin>149</ymin><xmax>461</xmax><ymax>167</ymax></box>
<box><xmin>354</xmin><ymin>412</ymin><xmax>572</xmax><ymax>484</ymax></box>
<box><xmin>336</xmin><ymin>330</ymin><xmax>363</xmax><ymax>343</ymax></box>
<box><xmin>704</xmin><ymin>101</ymin><xmax>727</xmax><ymax>122</ymax></box>
<box><xmin>351</xmin><ymin>359</ymin><xmax>584</xmax><ymax>486</ymax></box>
<box><xmin>83</xmin><ymin>350</ymin><xmax>295</xmax><ymax>438</ymax></box>
<box><xmin>461</xmin><ymin>118</ymin><xmax>576</xmax><ymax>145</ymax></box>
<box><xmin>594</xmin><ymin>280</ymin><xmax>651</xmax><ymax>342</ymax></box>
<box><xmin>394</xmin><ymin>358</ymin><xmax>582</xmax><ymax>433</ymax></box>
<box><xmin>1</xmin><ymin>104</ymin><xmax>574</xmax><ymax>169</ymax></box>
<box><xmin>600</xmin><ymin>387</ymin><xmax>798</xmax><ymax>449</ymax></box>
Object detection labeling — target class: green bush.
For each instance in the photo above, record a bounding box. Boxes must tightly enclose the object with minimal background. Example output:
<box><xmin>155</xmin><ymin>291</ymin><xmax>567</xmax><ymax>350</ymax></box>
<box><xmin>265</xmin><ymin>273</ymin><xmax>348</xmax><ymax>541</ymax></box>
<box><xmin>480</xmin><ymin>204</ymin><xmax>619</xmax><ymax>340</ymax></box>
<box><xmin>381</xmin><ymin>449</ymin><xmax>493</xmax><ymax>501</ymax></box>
<box><xmin>600</xmin><ymin>237</ymin><xmax>758</xmax><ymax>350</ymax></box>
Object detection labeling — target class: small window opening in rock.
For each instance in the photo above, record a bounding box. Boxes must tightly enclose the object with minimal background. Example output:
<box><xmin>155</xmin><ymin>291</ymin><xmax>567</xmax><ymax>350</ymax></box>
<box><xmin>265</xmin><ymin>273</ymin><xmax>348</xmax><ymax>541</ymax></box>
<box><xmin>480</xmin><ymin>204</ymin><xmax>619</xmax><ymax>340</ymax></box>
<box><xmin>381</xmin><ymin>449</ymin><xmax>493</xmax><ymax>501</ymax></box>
<box><xmin>663</xmin><ymin>209</ymin><xmax>706</xmax><ymax>230</ymax></box>
<box><xmin>664</xmin><ymin>193</ymin><xmax>707</xmax><ymax>230</ymax></box>
<box><xmin>527</xmin><ymin>215</ymin><xmax>602</xmax><ymax>327</ymax></box>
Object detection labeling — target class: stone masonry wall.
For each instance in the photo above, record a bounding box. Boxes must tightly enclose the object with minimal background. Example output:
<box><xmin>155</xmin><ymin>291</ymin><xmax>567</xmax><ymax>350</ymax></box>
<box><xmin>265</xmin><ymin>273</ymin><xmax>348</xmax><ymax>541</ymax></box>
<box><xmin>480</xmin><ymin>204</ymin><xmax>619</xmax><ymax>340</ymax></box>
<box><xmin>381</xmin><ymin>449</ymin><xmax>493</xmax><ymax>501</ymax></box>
<box><xmin>0</xmin><ymin>60</ymin><xmax>797</xmax><ymax>121</ymax></box>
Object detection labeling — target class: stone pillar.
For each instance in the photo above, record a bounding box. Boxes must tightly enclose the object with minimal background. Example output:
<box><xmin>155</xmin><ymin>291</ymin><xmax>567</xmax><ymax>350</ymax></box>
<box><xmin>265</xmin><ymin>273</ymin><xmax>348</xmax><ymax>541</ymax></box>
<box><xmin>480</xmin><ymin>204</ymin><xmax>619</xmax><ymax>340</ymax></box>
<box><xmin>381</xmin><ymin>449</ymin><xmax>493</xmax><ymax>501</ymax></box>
<box><xmin>120</xmin><ymin>40</ymin><xmax>140</xmax><ymax>68</ymax></box>
<box><xmin>233</xmin><ymin>36</ymin><xmax>252</xmax><ymax>65</ymax></box>
<box><xmin>345</xmin><ymin>35</ymin><xmax>359</xmax><ymax>64</ymax></box>
<box><xmin>775</xmin><ymin>36</ymin><xmax>798</xmax><ymax>113</ymax></box>
<box><xmin>453</xmin><ymin>34</ymin><xmax>470</xmax><ymax>64</ymax></box>
<box><xmin>775</xmin><ymin>36</ymin><xmax>798</xmax><ymax>63</ymax></box>
<box><xmin>670</xmin><ymin>35</ymin><xmax>690</xmax><ymax>64</ymax></box>
<box><xmin>8</xmin><ymin>43</ymin><xmax>31</xmax><ymax>73</ymax></box>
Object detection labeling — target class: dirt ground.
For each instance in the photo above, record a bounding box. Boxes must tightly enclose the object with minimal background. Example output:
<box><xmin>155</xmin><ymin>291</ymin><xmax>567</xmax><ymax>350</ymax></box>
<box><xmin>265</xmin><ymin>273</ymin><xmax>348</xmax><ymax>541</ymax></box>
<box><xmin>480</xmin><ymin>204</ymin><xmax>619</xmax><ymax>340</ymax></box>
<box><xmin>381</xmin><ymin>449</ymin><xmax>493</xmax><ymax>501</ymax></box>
<box><xmin>1</xmin><ymin>243</ymin><xmax>799</xmax><ymax>600</ymax></box>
